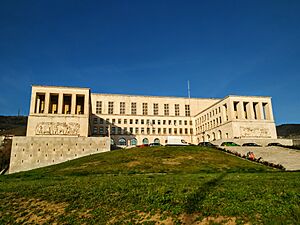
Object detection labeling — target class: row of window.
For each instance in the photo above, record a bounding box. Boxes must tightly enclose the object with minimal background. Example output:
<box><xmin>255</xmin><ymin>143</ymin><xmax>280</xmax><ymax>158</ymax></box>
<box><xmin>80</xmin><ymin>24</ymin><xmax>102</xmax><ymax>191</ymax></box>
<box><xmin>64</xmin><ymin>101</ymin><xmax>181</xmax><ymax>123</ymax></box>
<box><xmin>95</xmin><ymin>101</ymin><xmax>191</xmax><ymax>116</ymax></box>
<box><xmin>93</xmin><ymin>117</ymin><xmax>193</xmax><ymax>126</ymax></box>
<box><xmin>93</xmin><ymin>126</ymin><xmax>193</xmax><ymax>135</ymax></box>
<box><xmin>111</xmin><ymin>137</ymin><xmax>158</xmax><ymax>146</ymax></box>
<box><xmin>196</xmin><ymin>116</ymin><xmax>223</xmax><ymax>134</ymax></box>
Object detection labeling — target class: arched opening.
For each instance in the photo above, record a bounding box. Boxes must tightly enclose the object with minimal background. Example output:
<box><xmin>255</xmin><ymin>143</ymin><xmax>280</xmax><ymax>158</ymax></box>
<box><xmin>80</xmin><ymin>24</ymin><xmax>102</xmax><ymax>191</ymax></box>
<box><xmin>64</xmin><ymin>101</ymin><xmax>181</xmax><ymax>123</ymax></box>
<box><xmin>154</xmin><ymin>138</ymin><xmax>160</xmax><ymax>144</ymax></box>
<box><xmin>142</xmin><ymin>138</ymin><xmax>149</xmax><ymax>145</ymax></box>
<box><xmin>206</xmin><ymin>134</ymin><xmax>210</xmax><ymax>142</ymax></box>
<box><xmin>218</xmin><ymin>130</ymin><xmax>222</xmax><ymax>139</ymax></box>
<box><xmin>118</xmin><ymin>138</ymin><xmax>126</xmax><ymax>146</ymax></box>
<box><xmin>212</xmin><ymin>132</ymin><xmax>216</xmax><ymax>141</ymax></box>
<box><xmin>130</xmin><ymin>138</ymin><xmax>137</xmax><ymax>146</ymax></box>
<box><xmin>110</xmin><ymin>138</ymin><xmax>115</xmax><ymax>145</ymax></box>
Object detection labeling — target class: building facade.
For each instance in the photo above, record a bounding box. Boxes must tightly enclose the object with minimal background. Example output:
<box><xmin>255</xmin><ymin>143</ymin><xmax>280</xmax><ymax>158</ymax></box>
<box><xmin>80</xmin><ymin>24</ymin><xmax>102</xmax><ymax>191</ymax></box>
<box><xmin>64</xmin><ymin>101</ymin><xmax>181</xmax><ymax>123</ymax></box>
<box><xmin>26</xmin><ymin>85</ymin><xmax>277</xmax><ymax>146</ymax></box>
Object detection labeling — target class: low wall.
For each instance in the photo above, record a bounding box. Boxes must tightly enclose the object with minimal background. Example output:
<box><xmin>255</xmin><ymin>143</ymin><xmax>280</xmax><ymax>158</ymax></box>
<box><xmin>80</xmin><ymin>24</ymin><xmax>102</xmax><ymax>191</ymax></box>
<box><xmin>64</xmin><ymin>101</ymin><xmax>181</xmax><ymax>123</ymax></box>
<box><xmin>211</xmin><ymin>138</ymin><xmax>293</xmax><ymax>146</ymax></box>
<box><xmin>9</xmin><ymin>136</ymin><xmax>110</xmax><ymax>174</ymax></box>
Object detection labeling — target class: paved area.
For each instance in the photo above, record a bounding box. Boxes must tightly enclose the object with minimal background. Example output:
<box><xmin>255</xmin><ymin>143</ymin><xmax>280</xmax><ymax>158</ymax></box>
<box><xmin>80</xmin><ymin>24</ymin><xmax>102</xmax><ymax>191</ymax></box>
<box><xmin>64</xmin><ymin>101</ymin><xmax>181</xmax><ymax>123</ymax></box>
<box><xmin>222</xmin><ymin>146</ymin><xmax>300</xmax><ymax>171</ymax></box>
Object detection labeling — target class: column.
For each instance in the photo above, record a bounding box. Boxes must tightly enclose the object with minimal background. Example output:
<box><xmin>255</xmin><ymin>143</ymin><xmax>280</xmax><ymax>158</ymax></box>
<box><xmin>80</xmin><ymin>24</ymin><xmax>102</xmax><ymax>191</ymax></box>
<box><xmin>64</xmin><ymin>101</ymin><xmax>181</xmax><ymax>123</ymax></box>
<box><xmin>30</xmin><ymin>91</ymin><xmax>36</xmax><ymax>114</ymax></box>
<box><xmin>84</xmin><ymin>93</ymin><xmax>89</xmax><ymax>115</ymax></box>
<box><xmin>267</xmin><ymin>101</ymin><xmax>274</xmax><ymax>121</ymax></box>
<box><xmin>71</xmin><ymin>94</ymin><xmax>76</xmax><ymax>115</ymax></box>
<box><xmin>237</xmin><ymin>101</ymin><xmax>244</xmax><ymax>119</ymax></box>
<box><xmin>256</xmin><ymin>102</ymin><xmax>263</xmax><ymax>120</ymax></box>
<box><xmin>58</xmin><ymin>93</ymin><xmax>63</xmax><ymax>114</ymax></box>
<box><xmin>36</xmin><ymin>97</ymin><xmax>40</xmax><ymax>114</ymax></box>
<box><xmin>44</xmin><ymin>92</ymin><xmax>50</xmax><ymax>114</ymax></box>
<box><xmin>227</xmin><ymin>99</ymin><xmax>234</xmax><ymax>121</ymax></box>
<box><xmin>247</xmin><ymin>102</ymin><xmax>255</xmax><ymax>120</ymax></box>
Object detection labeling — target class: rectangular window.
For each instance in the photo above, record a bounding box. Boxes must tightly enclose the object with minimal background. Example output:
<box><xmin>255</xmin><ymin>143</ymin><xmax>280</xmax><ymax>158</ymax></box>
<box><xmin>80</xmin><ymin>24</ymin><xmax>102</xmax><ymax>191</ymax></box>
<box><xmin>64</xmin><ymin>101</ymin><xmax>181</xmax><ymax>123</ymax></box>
<box><xmin>108</xmin><ymin>101</ymin><xmax>114</xmax><ymax>114</ymax></box>
<box><xmin>135</xmin><ymin>119</ymin><xmax>139</xmax><ymax>124</ymax></box>
<box><xmin>143</xmin><ymin>103</ymin><xmax>148</xmax><ymax>115</ymax></box>
<box><xmin>120</xmin><ymin>102</ymin><xmax>125</xmax><ymax>114</ymax></box>
<box><xmin>153</xmin><ymin>103</ymin><xmax>159</xmax><ymax>115</ymax></box>
<box><xmin>49</xmin><ymin>94</ymin><xmax>59</xmax><ymax>114</ymax></box>
<box><xmin>124</xmin><ymin>119</ymin><xmax>127</xmax><ymax>124</ymax></box>
<box><xmin>152</xmin><ymin>120</ymin><xmax>155</xmax><ymax>125</ymax></box>
<box><xmin>93</xmin><ymin>117</ymin><xmax>98</xmax><ymax>124</ymax></box>
<box><xmin>135</xmin><ymin>127</ymin><xmax>139</xmax><ymax>134</ymax></box>
<box><xmin>141</xmin><ymin>127</ymin><xmax>145</xmax><ymax>134</ymax></box>
<box><xmin>118</xmin><ymin>119</ymin><xmax>121</xmax><ymax>124</ymax></box>
<box><xmin>169</xmin><ymin>128</ymin><xmax>172</xmax><ymax>134</ymax></box>
<box><xmin>62</xmin><ymin>94</ymin><xmax>71</xmax><ymax>114</ymax></box>
<box><xmin>158</xmin><ymin>120</ymin><xmax>161</xmax><ymax>125</ymax></box>
<box><xmin>99</xmin><ymin>118</ymin><xmax>104</xmax><ymax>124</ymax></box>
<box><xmin>185</xmin><ymin>105</ymin><xmax>190</xmax><ymax>116</ymax></box>
<box><xmin>111</xmin><ymin>127</ymin><xmax>116</xmax><ymax>134</ymax></box>
<box><xmin>152</xmin><ymin>128</ymin><xmax>155</xmax><ymax>134</ymax></box>
<box><xmin>99</xmin><ymin>127</ymin><xmax>104</xmax><ymax>134</ymax></box>
<box><xmin>164</xmin><ymin>104</ymin><xmax>169</xmax><ymax>116</ymax></box>
<box><xmin>179</xmin><ymin>120</ymin><xmax>182</xmax><ymax>125</ymax></box>
<box><xmin>184</xmin><ymin>120</ymin><xmax>187</xmax><ymax>125</ymax></box>
<box><xmin>163</xmin><ymin>120</ymin><xmax>166</xmax><ymax>125</ymax></box>
<box><xmin>96</xmin><ymin>101</ymin><xmax>102</xmax><ymax>114</ymax></box>
<box><xmin>147</xmin><ymin>128</ymin><xmax>150</xmax><ymax>134</ymax></box>
<box><xmin>112</xmin><ymin>119</ymin><xmax>115</xmax><ymax>124</ymax></box>
<box><xmin>141</xmin><ymin>119</ymin><xmax>144</xmax><ymax>124</ymax></box>
<box><xmin>185</xmin><ymin>128</ymin><xmax>188</xmax><ymax>134</ymax></box>
<box><xmin>130</xmin><ymin>119</ymin><xmax>133</xmax><ymax>124</ymax></box>
<box><xmin>131</xmin><ymin>102</ymin><xmax>137</xmax><ymax>115</ymax></box>
<box><xmin>163</xmin><ymin>128</ymin><xmax>167</xmax><ymax>134</ymax></box>
<box><xmin>130</xmin><ymin>127</ymin><xmax>133</xmax><ymax>134</ymax></box>
<box><xmin>76</xmin><ymin>95</ymin><xmax>85</xmax><ymax>115</ymax></box>
<box><xmin>93</xmin><ymin>126</ymin><xmax>98</xmax><ymax>134</ymax></box>
<box><xmin>174</xmin><ymin>128</ymin><xmax>177</xmax><ymax>134</ymax></box>
<box><xmin>175</xmin><ymin>104</ymin><xmax>180</xmax><ymax>116</ymax></box>
<box><xmin>158</xmin><ymin>128</ymin><xmax>161</xmax><ymax>134</ymax></box>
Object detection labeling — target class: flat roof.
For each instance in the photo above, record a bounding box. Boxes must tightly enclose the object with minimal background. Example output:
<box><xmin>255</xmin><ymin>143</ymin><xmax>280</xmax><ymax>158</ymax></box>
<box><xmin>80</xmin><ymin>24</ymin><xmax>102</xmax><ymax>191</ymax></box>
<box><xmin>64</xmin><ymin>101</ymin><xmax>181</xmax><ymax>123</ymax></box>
<box><xmin>32</xmin><ymin>85</ymin><xmax>90</xmax><ymax>90</ymax></box>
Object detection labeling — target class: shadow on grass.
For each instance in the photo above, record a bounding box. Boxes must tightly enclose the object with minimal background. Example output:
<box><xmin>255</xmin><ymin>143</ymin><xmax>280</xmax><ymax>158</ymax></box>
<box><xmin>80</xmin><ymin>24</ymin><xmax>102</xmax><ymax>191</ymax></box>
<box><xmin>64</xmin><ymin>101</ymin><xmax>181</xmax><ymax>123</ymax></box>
<box><xmin>184</xmin><ymin>173</ymin><xmax>227</xmax><ymax>214</ymax></box>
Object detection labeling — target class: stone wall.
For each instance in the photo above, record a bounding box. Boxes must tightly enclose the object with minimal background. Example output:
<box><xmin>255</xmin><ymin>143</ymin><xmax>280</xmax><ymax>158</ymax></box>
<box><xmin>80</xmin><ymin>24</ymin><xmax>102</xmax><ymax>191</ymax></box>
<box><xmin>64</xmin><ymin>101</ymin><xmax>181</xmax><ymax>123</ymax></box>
<box><xmin>211</xmin><ymin>138</ymin><xmax>293</xmax><ymax>146</ymax></box>
<box><xmin>9</xmin><ymin>136</ymin><xmax>110</xmax><ymax>174</ymax></box>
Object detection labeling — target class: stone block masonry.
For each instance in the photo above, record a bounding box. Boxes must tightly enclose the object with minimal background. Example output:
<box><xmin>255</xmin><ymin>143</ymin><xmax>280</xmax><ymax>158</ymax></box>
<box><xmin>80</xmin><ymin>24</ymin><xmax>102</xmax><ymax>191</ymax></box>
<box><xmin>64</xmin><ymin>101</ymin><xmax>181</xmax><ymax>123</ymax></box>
<box><xmin>9</xmin><ymin>136</ymin><xmax>110</xmax><ymax>174</ymax></box>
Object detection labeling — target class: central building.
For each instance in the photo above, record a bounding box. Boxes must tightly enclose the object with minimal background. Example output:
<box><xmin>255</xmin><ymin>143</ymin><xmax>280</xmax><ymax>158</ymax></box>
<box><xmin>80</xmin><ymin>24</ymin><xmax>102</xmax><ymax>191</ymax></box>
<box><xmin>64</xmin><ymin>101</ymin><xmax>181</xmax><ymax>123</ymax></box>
<box><xmin>26</xmin><ymin>85</ymin><xmax>277</xmax><ymax>146</ymax></box>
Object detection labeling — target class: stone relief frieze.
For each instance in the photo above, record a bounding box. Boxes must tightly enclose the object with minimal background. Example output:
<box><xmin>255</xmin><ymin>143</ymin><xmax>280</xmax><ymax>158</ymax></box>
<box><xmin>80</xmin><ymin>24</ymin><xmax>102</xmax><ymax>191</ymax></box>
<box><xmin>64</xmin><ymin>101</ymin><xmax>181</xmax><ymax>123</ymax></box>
<box><xmin>240</xmin><ymin>127</ymin><xmax>271</xmax><ymax>138</ymax></box>
<box><xmin>35</xmin><ymin>122</ymin><xmax>80</xmax><ymax>135</ymax></box>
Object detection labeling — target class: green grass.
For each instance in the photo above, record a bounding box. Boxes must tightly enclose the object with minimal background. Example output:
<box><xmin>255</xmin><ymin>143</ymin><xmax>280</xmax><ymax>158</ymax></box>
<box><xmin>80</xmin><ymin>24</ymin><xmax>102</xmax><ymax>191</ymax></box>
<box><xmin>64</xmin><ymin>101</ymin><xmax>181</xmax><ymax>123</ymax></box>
<box><xmin>0</xmin><ymin>146</ymin><xmax>299</xmax><ymax>224</ymax></box>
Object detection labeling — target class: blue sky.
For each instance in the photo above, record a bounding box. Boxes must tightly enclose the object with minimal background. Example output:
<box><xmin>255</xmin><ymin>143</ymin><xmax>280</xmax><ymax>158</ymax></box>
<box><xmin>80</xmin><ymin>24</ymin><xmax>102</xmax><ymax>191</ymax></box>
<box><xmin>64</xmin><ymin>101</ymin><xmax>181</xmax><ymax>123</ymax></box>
<box><xmin>0</xmin><ymin>0</ymin><xmax>299</xmax><ymax>124</ymax></box>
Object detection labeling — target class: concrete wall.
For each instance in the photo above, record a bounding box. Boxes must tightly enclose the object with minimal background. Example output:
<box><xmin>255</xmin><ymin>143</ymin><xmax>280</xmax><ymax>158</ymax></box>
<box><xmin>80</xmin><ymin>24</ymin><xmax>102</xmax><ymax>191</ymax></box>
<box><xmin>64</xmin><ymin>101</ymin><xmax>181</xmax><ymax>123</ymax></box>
<box><xmin>9</xmin><ymin>136</ymin><xmax>110</xmax><ymax>174</ymax></box>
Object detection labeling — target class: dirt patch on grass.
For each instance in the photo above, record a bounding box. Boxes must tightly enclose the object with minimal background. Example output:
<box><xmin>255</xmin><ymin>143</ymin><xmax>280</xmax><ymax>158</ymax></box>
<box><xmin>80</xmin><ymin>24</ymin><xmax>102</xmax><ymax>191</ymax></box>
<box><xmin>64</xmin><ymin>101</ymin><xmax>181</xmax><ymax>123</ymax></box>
<box><xmin>127</xmin><ymin>160</ymin><xmax>141</xmax><ymax>167</ymax></box>
<box><xmin>108</xmin><ymin>210</ymin><xmax>239</xmax><ymax>225</ymax></box>
<box><xmin>162</xmin><ymin>156</ymin><xmax>194</xmax><ymax>165</ymax></box>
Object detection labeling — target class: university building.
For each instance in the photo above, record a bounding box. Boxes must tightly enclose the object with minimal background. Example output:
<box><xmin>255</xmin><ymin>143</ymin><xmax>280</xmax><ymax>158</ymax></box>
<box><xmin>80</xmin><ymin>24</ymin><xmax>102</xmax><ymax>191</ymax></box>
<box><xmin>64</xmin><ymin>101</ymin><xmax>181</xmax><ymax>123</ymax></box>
<box><xmin>27</xmin><ymin>85</ymin><xmax>277</xmax><ymax>145</ymax></box>
<box><xmin>9</xmin><ymin>85</ymin><xmax>281</xmax><ymax>174</ymax></box>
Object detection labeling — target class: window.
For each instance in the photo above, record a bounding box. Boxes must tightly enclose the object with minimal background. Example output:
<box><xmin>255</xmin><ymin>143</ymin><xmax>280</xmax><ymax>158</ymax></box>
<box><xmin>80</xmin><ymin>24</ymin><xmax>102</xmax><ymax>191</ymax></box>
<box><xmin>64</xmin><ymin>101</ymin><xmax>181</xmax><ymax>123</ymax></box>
<box><xmin>158</xmin><ymin>120</ymin><xmax>161</xmax><ymax>125</ymax></box>
<box><xmin>96</xmin><ymin>101</ymin><xmax>102</xmax><ymax>114</ymax></box>
<box><xmin>131</xmin><ymin>138</ymin><xmax>137</xmax><ymax>146</ymax></box>
<box><xmin>99</xmin><ymin>118</ymin><xmax>104</xmax><ymax>124</ymax></box>
<box><xmin>152</xmin><ymin>120</ymin><xmax>155</xmax><ymax>125</ymax></box>
<box><xmin>185</xmin><ymin>105</ymin><xmax>190</xmax><ymax>116</ymax></box>
<box><xmin>135</xmin><ymin>119</ymin><xmax>139</xmax><ymax>124</ymax></box>
<box><xmin>143</xmin><ymin>103</ymin><xmax>148</xmax><ymax>115</ymax></box>
<box><xmin>112</xmin><ymin>119</ymin><xmax>115</xmax><ymax>124</ymax></box>
<box><xmin>163</xmin><ymin>128</ymin><xmax>167</xmax><ymax>134</ymax></box>
<box><xmin>131</xmin><ymin>102</ymin><xmax>137</xmax><ymax>115</ymax></box>
<box><xmin>163</xmin><ymin>120</ymin><xmax>166</xmax><ymax>125</ymax></box>
<box><xmin>179</xmin><ymin>120</ymin><xmax>182</xmax><ymax>125</ymax></box>
<box><xmin>184</xmin><ymin>120</ymin><xmax>187</xmax><ymax>125</ymax></box>
<box><xmin>130</xmin><ymin>127</ymin><xmax>133</xmax><ymax>134</ymax></box>
<box><xmin>124</xmin><ymin>119</ymin><xmax>127</xmax><ymax>124</ymax></box>
<box><xmin>164</xmin><ymin>104</ymin><xmax>169</xmax><ymax>116</ymax></box>
<box><xmin>130</xmin><ymin>119</ymin><xmax>133</xmax><ymax>124</ymax></box>
<box><xmin>93</xmin><ymin>126</ymin><xmax>98</xmax><ymax>134</ymax></box>
<box><xmin>142</xmin><ymin>138</ymin><xmax>149</xmax><ymax>144</ymax></box>
<box><xmin>99</xmin><ymin>127</ymin><xmax>104</xmax><ymax>134</ymax></box>
<box><xmin>108</xmin><ymin>101</ymin><xmax>114</xmax><ymax>114</ymax></box>
<box><xmin>175</xmin><ymin>104</ymin><xmax>180</xmax><ymax>116</ymax></box>
<box><xmin>135</xmin><ymin>127</ymin><xmax>139</xmax><ymax>134</ymax></box>
<box><xmin>118</xmin><ymin>119</ymin><xmax>121</xmax><ymax>124</ymax></box>
<box><xmin>147</xmin><ymin>128</ymin><xmax>150</xmax><ymax>134</ymax></box>
<box><xmin>118</xmin><ymin>138</ymin><xmax>126</xmax><ymax>146</ymax></box>
<box><xmin>153</xmin><ymin>103</ymin><xmax>159</xmax><ymax>115</ymax></box>
<box><xmin>120</xmin><ymin>102</ymin><xmax>125</xmax><ymax>114</ymax></box>
<box><xmin>141</xmin><ymin>128</ymin><xmax>145</xmax><ymax>134</ymax></box>
<box><xmin>141</xmin><ymin>119</ymin><xmax>144</xmax><ymax>124</ymax></box>
<box><xmin>152</xmin><ymin>128</ymin><xmax>155</xmax><ymax>134</ymax></box>
<box><xmin>169</xmin><ymin>128</ymin><xmax>172</xmax><ymax>134</ymax></box>
<box><xmin>93</xmin><ymin>117</ymin><xmax>98</xmax><ymax>124</ymax></box>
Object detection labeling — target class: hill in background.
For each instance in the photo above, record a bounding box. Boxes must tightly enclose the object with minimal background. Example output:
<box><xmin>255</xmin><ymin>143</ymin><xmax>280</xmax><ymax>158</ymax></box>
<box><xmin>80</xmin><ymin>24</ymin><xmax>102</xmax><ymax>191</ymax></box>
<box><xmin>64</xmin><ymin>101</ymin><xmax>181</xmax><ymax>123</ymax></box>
<box><xmin>0</xmin><ymin>116</ymin><xmax>27</xmax><ymax>136</ymax></box>
<box><xmin>276</xmin><ymin>124</ymin><xmax>300</xmax><ymax>138</ymax></box>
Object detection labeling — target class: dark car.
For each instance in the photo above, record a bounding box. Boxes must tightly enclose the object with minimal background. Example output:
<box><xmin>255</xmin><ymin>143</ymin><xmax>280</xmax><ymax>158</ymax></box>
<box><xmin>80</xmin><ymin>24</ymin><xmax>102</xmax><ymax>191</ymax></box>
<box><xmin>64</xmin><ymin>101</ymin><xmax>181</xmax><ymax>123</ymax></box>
<box><xmin>221</xmin><ymin>142</ymin><xmax>240</xmax><ymax>146</ymax></box>
<box><xmin>242</xmin><ymin>143</ymin><xmax>261</xmax><ymax>147</ymax></box>
<box><xmin>267</xmin><ymin>143</ymin><xmax>283</xmax><ymax>147</ymax></box>
<box><xmin>198</xmin><ymin>142</ymin><xmax>216</xmax><ymax>147</ymax></box>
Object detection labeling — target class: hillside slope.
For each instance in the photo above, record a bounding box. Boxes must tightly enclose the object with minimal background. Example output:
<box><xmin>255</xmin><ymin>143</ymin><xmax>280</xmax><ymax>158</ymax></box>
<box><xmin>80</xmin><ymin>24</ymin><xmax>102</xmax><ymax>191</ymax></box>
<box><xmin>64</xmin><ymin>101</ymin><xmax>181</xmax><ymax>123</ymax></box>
<box><xmin>1</xmin><ymin>146</ymin><xmax>299</xmax><ymax>225</ymax></box>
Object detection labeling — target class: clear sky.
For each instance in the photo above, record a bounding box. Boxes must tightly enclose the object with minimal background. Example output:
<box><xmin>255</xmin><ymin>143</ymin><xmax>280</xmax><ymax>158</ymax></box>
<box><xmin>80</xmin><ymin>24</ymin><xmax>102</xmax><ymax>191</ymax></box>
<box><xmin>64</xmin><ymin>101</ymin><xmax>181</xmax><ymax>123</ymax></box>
<box><xmin>0</xmin><ymin>0</ymin><xmax>299</xmax><ymax>124</ymax></box>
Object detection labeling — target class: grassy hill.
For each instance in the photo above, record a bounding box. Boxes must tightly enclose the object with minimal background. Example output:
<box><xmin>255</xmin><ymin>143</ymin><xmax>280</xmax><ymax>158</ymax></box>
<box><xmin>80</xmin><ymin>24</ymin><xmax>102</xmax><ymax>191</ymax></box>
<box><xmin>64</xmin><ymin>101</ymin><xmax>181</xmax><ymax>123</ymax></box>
<box><xmin>277</xmin><ymin>124</ymin><xmax>300</xmax><ymax>138</ymax></box>
<box><xmin>0</xmin><ymin>146</ymin><xmax>299</xmax><ymax>224</ymax></box>
<box><xmin>0</xmin><ymin>116</ymin><xmax>27</xmax><ymax>136</ymax></box>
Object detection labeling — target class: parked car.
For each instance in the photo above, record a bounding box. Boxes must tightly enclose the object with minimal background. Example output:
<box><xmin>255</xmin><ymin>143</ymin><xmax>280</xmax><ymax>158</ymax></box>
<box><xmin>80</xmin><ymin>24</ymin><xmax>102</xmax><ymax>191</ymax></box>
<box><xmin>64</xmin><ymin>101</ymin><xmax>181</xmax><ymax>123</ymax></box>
<box><xmin>221</xmin><ymin>142</ymin><xmax>240</xmax><ymax>146</ymax></box>
<box><xmin>198</xmin><ymin>142</ymin><xmax>216</xmax><ymax>147</ymax></box>
<box><xmin>267</xmin><ymin>143</ymin><xmax>283</xmax><ymax>147</ymax></box>
<box><xmin>242</xmin><ymin>143</ymin><xmax>261</xmax><ymax>147</ymax></box>
<box><xmin>149</xmin><ymin>143</ymin><xmax>162</xmax><ymax>147</ymax></box>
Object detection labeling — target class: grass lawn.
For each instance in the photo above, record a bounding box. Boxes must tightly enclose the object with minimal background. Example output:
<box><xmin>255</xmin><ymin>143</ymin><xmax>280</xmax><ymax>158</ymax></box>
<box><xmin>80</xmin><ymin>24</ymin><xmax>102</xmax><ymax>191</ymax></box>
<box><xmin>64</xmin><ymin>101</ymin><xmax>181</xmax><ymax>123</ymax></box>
<box><xmin>0</xmin><ymin>146</ymin><xmax>299</xmax><ymax>224</ymax></box>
